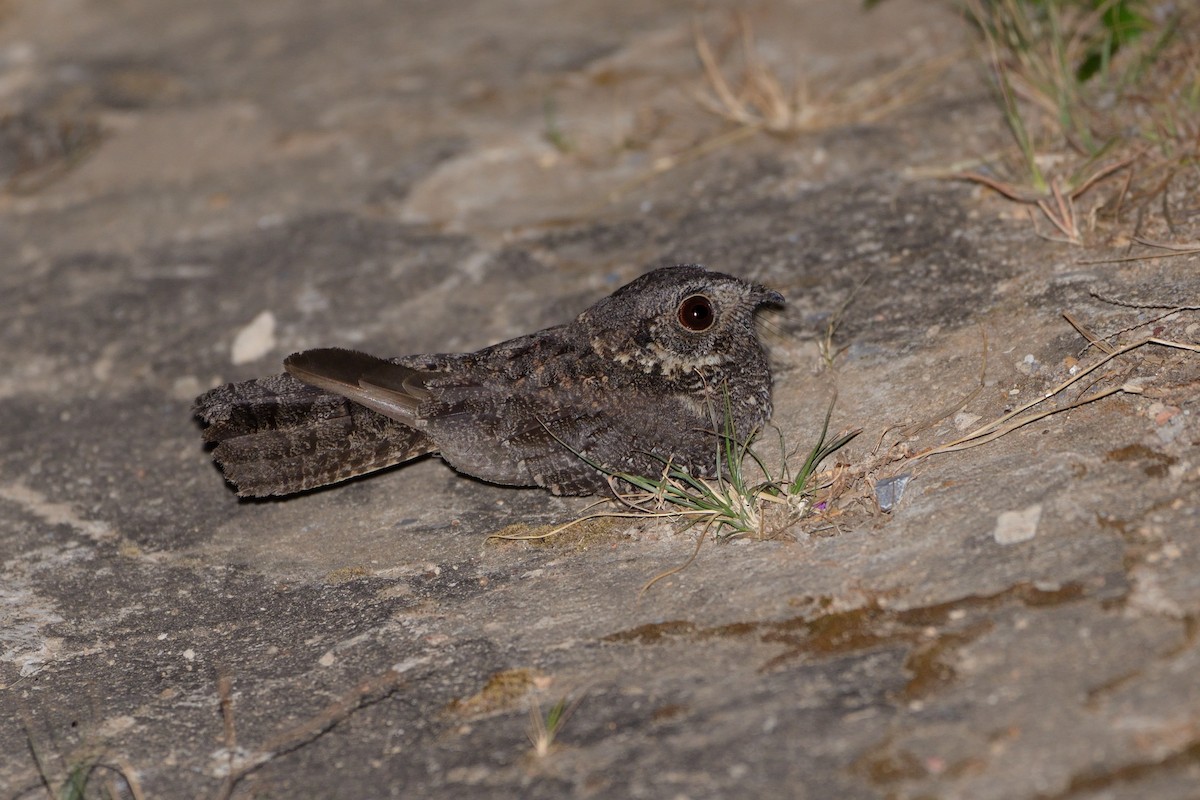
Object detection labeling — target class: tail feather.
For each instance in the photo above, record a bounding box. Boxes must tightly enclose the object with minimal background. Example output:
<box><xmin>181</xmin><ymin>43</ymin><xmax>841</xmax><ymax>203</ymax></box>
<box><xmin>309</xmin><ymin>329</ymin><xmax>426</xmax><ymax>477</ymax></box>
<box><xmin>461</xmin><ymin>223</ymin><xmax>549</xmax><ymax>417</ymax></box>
<box><xmin>195</xmin><ymin>373</ymin><xmax>434</xmax><ymax>497</ymax></box>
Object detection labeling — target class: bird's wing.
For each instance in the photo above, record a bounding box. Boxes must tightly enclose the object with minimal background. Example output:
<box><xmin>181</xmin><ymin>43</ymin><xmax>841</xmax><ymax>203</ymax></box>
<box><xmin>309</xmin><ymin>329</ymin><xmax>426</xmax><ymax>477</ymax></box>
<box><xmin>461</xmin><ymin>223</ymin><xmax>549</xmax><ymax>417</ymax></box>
<box><xmin>285</xmin><ymin>348</ymin><xmax>435</xmax><ymax>423</ymax></box>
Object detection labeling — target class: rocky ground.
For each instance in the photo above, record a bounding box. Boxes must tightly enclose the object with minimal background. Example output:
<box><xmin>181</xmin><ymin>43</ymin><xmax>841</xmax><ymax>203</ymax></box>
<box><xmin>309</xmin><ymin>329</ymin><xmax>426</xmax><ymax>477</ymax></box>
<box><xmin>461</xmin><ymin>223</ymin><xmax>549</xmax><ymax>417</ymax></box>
<box><xmin>2</xmin><ymin>1</ymin><xmax>1198</xmax><ymax>798</ymax></box>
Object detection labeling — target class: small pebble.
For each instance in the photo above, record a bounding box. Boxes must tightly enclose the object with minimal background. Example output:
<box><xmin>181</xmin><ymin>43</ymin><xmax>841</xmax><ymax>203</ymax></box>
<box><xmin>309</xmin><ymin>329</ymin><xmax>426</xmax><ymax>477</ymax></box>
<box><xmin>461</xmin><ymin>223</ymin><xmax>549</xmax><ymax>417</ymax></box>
<box><xmin>993</xmin><ymin>503</ymin><xmax>1042</xmax><ymax>545</ymax></box>
<box><xmin>875</xmin><ymin>474</ymin><xmax>911</xmax><ymax>512</ymax></box>
<box><xmin>230</xmin><ymin>310</ymin><xmax>276</xmax><ymax>365</ymax></box>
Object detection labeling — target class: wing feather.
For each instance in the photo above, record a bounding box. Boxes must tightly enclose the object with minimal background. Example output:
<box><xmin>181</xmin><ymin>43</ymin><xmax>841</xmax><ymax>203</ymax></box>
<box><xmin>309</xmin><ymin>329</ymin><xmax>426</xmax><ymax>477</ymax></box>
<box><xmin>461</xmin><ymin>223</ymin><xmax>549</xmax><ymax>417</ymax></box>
<box><xmin>285</xmin><ymin>348</ymin><xmax>432</xmax><ymax>423</ymax></box>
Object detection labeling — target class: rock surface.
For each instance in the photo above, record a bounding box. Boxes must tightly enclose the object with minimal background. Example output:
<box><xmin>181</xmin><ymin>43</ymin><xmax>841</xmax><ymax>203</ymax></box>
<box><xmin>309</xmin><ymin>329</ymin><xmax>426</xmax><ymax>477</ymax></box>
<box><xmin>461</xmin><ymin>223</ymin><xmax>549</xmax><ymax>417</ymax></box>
<box><xmin>2</xmin><ymin>1</ymin><xmax>1198</xmax><ymax>798</ymax></box>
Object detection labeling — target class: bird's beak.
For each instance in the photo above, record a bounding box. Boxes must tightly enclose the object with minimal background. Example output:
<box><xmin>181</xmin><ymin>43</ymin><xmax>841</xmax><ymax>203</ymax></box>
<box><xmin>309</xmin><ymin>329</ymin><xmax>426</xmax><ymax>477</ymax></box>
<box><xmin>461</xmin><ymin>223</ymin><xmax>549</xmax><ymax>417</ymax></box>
<box><xmin>755</xmin><ymin>286</ymin><xmax>785</xmax><ymax>307</ymax></box>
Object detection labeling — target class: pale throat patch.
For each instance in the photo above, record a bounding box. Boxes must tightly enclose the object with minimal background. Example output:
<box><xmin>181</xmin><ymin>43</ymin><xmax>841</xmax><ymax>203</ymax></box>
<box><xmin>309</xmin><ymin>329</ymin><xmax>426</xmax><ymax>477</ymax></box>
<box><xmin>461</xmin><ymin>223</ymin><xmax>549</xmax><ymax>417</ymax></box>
<box><xmin>598</xmin><ymin>337</ymin><xmax>729</xmax><ymax>377</ymax></box>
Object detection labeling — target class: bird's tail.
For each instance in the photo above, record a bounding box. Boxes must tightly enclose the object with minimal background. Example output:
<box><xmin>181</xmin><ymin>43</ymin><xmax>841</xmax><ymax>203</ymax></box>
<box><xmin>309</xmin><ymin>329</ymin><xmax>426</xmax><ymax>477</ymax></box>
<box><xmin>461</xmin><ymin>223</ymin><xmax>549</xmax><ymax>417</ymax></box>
<box><xmin>195</xmin><ymin>372</ymin><xmax>434</xmax><ymax>497</ymax></box>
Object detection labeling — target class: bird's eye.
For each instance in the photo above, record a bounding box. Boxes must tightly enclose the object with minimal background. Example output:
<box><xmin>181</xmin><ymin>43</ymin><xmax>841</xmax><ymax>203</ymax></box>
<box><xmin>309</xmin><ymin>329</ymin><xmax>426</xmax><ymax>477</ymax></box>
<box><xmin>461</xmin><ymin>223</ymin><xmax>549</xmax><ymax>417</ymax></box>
<box><xmin>677</xmin><ymin>294</ymin><xmax>715</xmax><ymax>332</ymax></box>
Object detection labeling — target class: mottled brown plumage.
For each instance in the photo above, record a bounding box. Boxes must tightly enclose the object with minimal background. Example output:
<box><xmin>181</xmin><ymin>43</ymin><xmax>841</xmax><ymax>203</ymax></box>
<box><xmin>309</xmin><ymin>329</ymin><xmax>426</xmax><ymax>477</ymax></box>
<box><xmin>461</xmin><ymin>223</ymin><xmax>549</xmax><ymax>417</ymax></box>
<box><xmin>195</xmin><ymin>265</ymin><xmax>783</xmax><ymax>497</ymax></box>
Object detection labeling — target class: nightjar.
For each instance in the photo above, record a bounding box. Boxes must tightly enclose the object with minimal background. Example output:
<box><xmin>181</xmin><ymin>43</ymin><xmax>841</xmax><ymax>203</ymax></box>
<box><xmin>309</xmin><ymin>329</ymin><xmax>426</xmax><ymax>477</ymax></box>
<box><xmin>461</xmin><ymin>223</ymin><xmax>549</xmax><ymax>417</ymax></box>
<box><xmin>195</xmin><ymin>264</ymin><xmax>784</xmax><ymax>497</ymax></box>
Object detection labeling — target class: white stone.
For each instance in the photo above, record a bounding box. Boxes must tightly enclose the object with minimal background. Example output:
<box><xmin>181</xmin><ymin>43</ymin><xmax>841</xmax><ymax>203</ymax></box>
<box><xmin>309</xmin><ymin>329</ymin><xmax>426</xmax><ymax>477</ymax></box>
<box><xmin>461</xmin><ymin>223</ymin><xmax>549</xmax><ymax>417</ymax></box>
<box><xmin>993</xmin><ymin>504</ymin><xmax>1042</xmax><ymax>545</ymax></box>
<box><xmin>230</xmin><ymin>310</ymin><xmax>276</xmax><ymax>365</ymax></box>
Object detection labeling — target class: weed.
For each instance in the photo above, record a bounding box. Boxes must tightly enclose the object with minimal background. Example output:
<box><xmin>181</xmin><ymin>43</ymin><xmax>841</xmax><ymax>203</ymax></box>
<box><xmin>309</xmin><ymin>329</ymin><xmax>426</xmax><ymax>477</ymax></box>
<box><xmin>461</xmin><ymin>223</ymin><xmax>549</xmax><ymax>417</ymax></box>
<box><xmin>527</xmin><ymin>694</ymin><xmax>581</xmax><ymax>758</ymax></box>
<box><xmin>693</xmin><ymin>12</ymin><xmax>947</xmax><ymax>136</ymax></box>
<box><xmin>54</xmin><ymin>755</ymin><xmax>142</xmax><ymax>800</ymax></box>
<box><xmin>539</xmin><ymin>388</ymin><xmax>860</xmax><ymax>543</ymax></box>
<box><xmin>542</xmin><ymin>96</ymin><xmax>573</xmax><ymax>154</ymax></box>
<box><xmin>945</xmin><ymin>0</ymin><xmax>1197</xmax><ymax>242</ymax></box>
<box><xmin>818</xmin><ymin>280</ymin><xmax>868</xmax><ymax>371</ymax></box>
<box><xmin>19</xmin><ymin>709</ymin><xmax>145</xmax><ymax>800</ymax></box>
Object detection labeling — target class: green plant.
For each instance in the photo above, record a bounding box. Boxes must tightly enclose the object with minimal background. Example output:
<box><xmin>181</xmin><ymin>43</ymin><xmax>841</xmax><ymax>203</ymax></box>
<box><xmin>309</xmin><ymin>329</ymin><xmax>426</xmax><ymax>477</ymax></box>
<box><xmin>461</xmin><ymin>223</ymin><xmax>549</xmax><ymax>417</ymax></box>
<box><xmin>541</xmin><ymin>96</ymin><xmax>573</xmax><ymax>154</ymax></box>
<box><xmin>58</xmin><ymin>757</ymin><xmax>121</xmax><ymax>800</ymax></box>
<box><xmin>513</xmin><ymin>386</ymin><xmax>860</xmax><ymax>549</ymax></box>
<box><xmin>591</xmin><ymin>390</ymin><xmax>861</xmax><ymax>540</ymax></box>
<box><xmin>781</xmin><ymin>400</ymin><xmax>862</xmax><ymax>503</ymax></box>
<box><xmin>950</xmin><ymin>0</ymin><xmax>1195</xmax><ymax>242</ymax></box>
<box><xmin>24</xmin><ymin>744</ymin><xmax>142</xmax><ymax>800</ymax></box>
<box><xmin>971</xmin><ymin>0</ymin><xmax>1157</xmax><ymax>160</ymax></box>
<box><xmin>528</xmin><ymin>694</ymin><xmax>580</xmax><ymax>758</ymax></box>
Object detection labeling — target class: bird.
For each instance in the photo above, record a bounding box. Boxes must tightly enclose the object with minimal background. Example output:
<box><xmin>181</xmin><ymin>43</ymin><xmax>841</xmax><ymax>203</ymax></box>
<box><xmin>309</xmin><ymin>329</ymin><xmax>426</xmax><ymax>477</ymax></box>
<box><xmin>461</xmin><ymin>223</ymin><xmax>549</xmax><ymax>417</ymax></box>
<box><xmin>195</xmin><ymin>264</ymin><xmax>784</xmax><ymax>497</ymax></box>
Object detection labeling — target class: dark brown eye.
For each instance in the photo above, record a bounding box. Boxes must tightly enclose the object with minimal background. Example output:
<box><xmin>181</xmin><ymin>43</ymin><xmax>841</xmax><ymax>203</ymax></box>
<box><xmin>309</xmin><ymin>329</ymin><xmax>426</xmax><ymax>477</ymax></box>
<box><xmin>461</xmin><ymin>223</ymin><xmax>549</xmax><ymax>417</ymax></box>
<box><xmin>677</xmin><ymin>294</ymin><xmax>715</xmax><ymax>331</ymax></box>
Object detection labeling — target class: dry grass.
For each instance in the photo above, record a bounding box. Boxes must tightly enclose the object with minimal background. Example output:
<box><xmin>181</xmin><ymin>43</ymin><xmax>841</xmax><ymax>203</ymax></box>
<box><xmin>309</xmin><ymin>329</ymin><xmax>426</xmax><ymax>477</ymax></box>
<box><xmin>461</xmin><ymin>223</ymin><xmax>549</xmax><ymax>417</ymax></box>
<box><xmin>953</xmin><ymin>0</ymin><xmax>1200</xmax><ymax>243</ymax></box>
<box><xmin>912</xmin><ymin>305</ymin><xmax>1200</xmax><ymax>460</ymax></box>
<box><xmin>604</xmin><ymin>12</ymin><xmax>949</xmax><ymax>206</ymax></box>
<box><xmin>487</xmin><ymin>518</ymin><xmax>625</xmax><ymax>550</ymax></box>
<box><xmin>692</xmin><ymin>13</ymin><xmax>950</xmax><ymax>136</ymax></box>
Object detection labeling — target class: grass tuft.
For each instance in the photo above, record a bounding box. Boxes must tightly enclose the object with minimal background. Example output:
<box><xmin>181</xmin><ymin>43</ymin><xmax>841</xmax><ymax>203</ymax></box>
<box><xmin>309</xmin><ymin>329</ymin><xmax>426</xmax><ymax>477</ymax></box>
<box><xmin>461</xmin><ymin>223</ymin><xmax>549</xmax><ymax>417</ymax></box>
<box><xmin>693</xmin><ymin>12</ymin><xmax>949</xmax><ymax>136</ymax></box>
<box><xmin>945</xmin><ymin>0</ymin><xmax>1198</xmax><ymax>242</ymax></box>
<box><xmin>548</xmin><ymin>388</ymin><xmax>861</xmax><ymax>543</ymax></box>
<box><xmin>527</xmin><ymin>694</ymin><xmax>581</xmax><ymax>758</ymax></box>
<box><xmin>20</xmin><ymin>710</ymin><xmax>145</xmax><ymax>800</ymax></box>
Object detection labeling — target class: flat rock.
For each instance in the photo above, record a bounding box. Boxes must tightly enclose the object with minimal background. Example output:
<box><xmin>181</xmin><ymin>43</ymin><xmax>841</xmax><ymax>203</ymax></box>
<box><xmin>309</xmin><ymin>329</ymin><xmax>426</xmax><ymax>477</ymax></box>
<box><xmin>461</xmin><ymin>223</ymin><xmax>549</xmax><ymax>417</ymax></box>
<box><xmin>2</xmin><ymin>1</ymin><xmax>1198</xmax><ymax>798</ymax></box>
